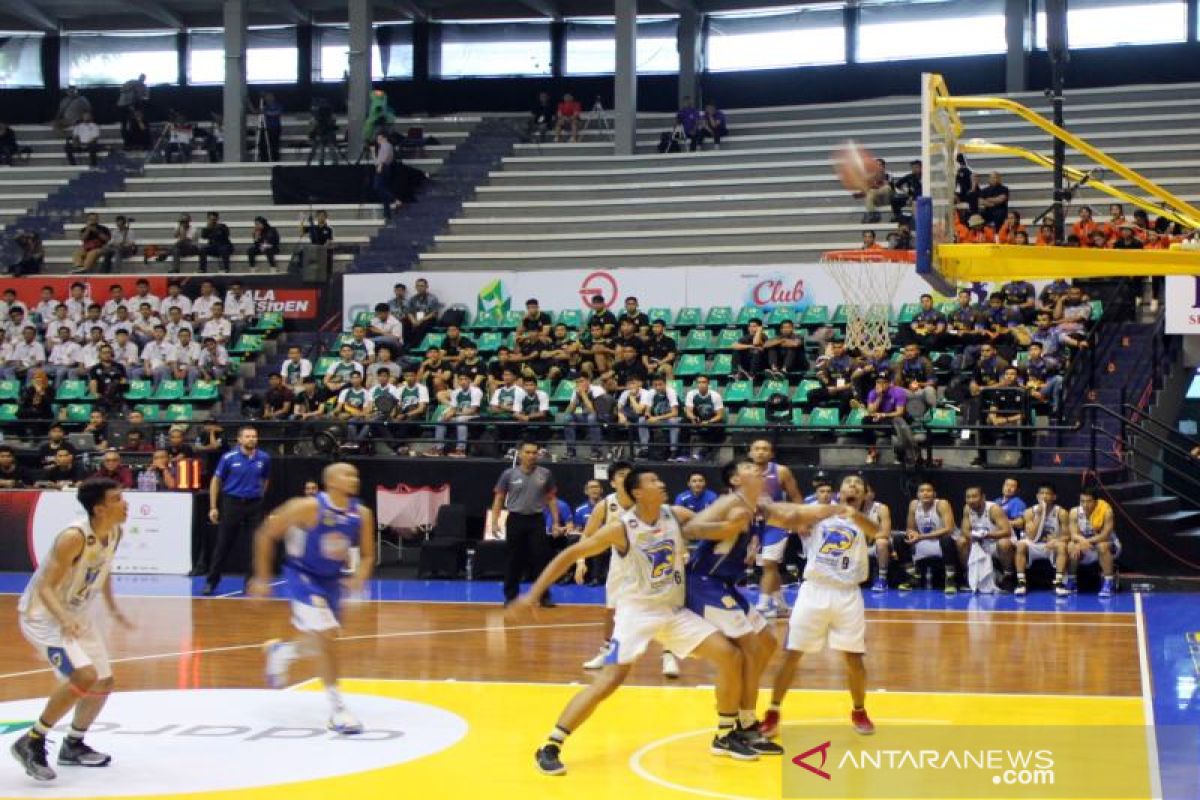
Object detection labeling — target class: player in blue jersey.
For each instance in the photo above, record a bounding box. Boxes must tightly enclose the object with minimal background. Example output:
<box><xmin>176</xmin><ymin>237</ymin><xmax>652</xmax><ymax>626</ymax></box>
<box><xmin>247</xmin><ymin>463</ymin><xmax>376</xmax><ymax>733</ymax></box>
<box><xmin>746</xmin><ymin>439</ymin><xmax>803</xmax><ymax>618</ymax></box>
<box><xmin>683</xmin><ymin>459</ymin><xmax>843</xmax><ymax>754</ymax></box>
<box><xmin>674</xmin><ymin>472</ymin><xmax>718</xmax><ymax>514</ymax></box>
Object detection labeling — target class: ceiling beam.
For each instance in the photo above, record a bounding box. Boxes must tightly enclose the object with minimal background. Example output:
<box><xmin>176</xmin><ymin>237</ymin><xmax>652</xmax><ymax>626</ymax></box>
<box><xmin>658</xmin><ymin>0</ymin><xmax>698</xmax><ymax>13</ymax></box>
<box><xmin>272</xmin><ymin>0</ymin><xmax>309</xmax><ymax>24</ymax></box>
<box><xmin>121</xmin><ymin>0</ymin><xmax>185</xmax><ymax>29</ymax></box>
<box><xmin>389</xmin><ymin>0</ymin><xmax>429</xmax><ymax>22</ymax></box>
<box><xmin>514</xmin><ymin>0</ymin><xmax>559</xmax><ymax>19</ymax></box>
<box><xmin>4</xmin><ymin>0</ymin><xmax>57</xmax><ymax>31</ymax></box>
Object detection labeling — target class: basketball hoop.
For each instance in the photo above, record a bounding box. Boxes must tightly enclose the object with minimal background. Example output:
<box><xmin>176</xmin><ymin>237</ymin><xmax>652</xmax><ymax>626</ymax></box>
<box><xmin>820</xmin><ymin>250</ymin><xmax>915</xmax><ymax>353</ymax></box>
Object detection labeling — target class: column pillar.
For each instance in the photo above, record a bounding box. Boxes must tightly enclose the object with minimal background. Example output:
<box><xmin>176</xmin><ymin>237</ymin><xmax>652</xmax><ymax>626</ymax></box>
<box><xmin>613</xmin><ymin>0</ymin><xmax>637</xmax><ymax>155</ymax></box>
<box><xmin>1005</xmin><ymin>0</ymin><xmax>1030</xmax><ymax>93</ymax></box>
<box><xmin>677</xmin><ymin>8</ymin><xmax>701</xmax><ymax>108</ymax></box>
<box><xmin>222</xmin><ymin>0</ymin><xmax>247</xmax><ymax>163</ymax></box>
<box><xmin>348</xmin><ymin>0</ymin><xmax>372</xmax><ymax>161</ymax></box>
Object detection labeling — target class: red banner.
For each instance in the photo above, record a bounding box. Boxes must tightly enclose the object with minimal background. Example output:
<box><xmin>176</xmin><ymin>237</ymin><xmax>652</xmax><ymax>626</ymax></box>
<box><xmin>249</xmin><ymin>288</ymin><xmax>319</xmax><ymax>320</ymax></box>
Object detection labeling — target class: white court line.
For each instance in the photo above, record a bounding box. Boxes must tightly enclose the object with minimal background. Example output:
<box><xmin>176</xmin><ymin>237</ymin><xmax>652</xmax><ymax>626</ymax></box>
<box><xmin>1134</xmin><ymin>592</ymin><xmax>1164</xmax><ymax>800</ymax></box>
<box><xmin>0</xmin><ymin>621</ymin><xmax>603</xmax><ymax>683</ymax></box>
<box><xmin>216</xmin><ymin>579</ymin><xmax>283</xmax><ymax>599</ymax></box>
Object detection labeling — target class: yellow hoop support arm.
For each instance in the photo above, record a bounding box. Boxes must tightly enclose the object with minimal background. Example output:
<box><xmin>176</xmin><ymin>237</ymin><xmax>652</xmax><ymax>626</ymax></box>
<box><xmin>958</xmin><ymin>140</ymin><xmax>1200</xmax><ymax>232</ymax></box>
<box><xmin>937</xmin><ymin>94</ymin><xmax>1200</xmax><ymax>230</ymax></box>
<box><xmin>935</xmin><ymin>243</ymin><xmax>1200</xmax><ymax>283</ymax></box>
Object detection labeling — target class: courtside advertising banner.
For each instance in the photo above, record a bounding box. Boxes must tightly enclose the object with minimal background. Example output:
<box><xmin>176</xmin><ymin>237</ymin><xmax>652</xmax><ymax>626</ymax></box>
<box><xmin>1165</xmin><ymin>275</ymin><xmax>1200</xmax><ymax>334</ymax></box>
<box><xmin>344</xmin><ymin>265</ymin><xmax>942</xmax><ymax>328</ymax></box>
<box><xmin>0</xmin><ymin>490</ymin><xmax>193</xmax><ymax>574</ymax></box>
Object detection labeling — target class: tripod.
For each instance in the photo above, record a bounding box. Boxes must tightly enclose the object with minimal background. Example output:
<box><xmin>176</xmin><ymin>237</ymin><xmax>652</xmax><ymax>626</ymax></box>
<box><xmin>306</xmin><ymin>130</ymin><xmax>346</xmax><ymax>166</ymax></box>
<box><xmin>251</xmin><ymin>111</ymin><xmax>275</xmax><ymax>162</ymax></box>
<box><xmin>147</xmin><ymin>122</ymin><xmax>172</xmax><ymax>165</ymax></box>
<box><xmin>580</xmin><ymin>97</ymin><xmax>613</xmax><ymax>138</ymax></box>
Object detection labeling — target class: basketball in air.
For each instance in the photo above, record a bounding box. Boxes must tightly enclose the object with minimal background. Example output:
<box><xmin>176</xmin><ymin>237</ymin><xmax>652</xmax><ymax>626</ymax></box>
<box><xmin>832</xmin><ymin>140</ymin><xmax>881</xmax><ymax>191</ymax></box>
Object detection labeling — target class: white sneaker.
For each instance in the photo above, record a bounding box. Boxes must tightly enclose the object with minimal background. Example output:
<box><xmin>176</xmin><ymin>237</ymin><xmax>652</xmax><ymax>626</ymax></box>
<box><xmin>328</xmin><ymin>708</ymin><xmax>363</xmax><ymax>735</ymax></box>
<box><xmin>263</xmin><ymin>639</ymin><xmax>292</xmax><ymax>690</ymax></box>
<box><xmin>582</xmin><ymin>642</ymin><xmax>611</xmax><ymax>670</ymax></box>
<box><xmin>662</xmin><ymin>651</ymin><xmax>681</xmax><ymax>678</ymax></box>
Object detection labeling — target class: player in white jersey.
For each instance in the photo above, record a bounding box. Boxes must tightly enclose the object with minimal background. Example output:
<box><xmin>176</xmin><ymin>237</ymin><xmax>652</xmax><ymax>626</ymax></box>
<box><xmin>860</xmin><ymin>482</ymin><xmax>896</xmax><ymax>593</ymax></box>
<box><xmin>12</xmin><ymin>478</ymin><xmax>131</xmax><ymax>782</ymax></box>
<box><xmin>956</xmin><ymin>485</ymin><xmax>1015</xmax><ymax>591</ymax></box>
<box><xmin>760</xmin><ymin>474</ymin><xmax>882</xmax><ymax>739</ymax></box>
<box><xmin>1065</xmin><ymin>486</ymin><xmax>1120</xmax><ymax>598</ymax></box>
<box><xmin>883</xmin><ymin>481</ymin><xmax>959</xmax><ymax>593</ymax></box>
<box><xmin>508</xmin><ymin>468</ymin><xmax>761</xmax><ymax>775</ymax></box>
<box><xmin>1015</xmin><ymin>482</ymin><xmax>1069</xmax><ymax>596</ymax></box>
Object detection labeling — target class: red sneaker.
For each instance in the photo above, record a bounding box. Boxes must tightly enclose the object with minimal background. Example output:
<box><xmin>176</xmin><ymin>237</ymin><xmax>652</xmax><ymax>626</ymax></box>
<box><xmin>760</xmin><ymin>709</ymin><xmax>780</xmax><ymax>739</ymax></box>
<box><xmin>851</xmin><ymin>708</ymin><xmax>875</xmax><ymax>736</ymax></box>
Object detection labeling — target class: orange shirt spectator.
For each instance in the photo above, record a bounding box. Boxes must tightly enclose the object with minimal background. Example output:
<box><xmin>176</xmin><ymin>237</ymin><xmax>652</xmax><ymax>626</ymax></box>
<box><xmin>1072</xmin><ymin>207</ymin><xmax>1099</xmax><ymax>245</ymax></box>
<box><xmin>1103</xmin><ymin>204</ymin><xmax>1126</xmax><ymax>242</ymax></box>
<box><xmin>997</xmin><ymin>214</ymin><xmax>1026</xmax><ymax>244</ymax></box>
<box><xmin>860</xmin><ymin>231</ymin><xmax>883</xmax><ymax>250</ymax></box>
<box><xmin>557</xmin><ymin>98</ymin><xmax>582</xmax><ymax>119</ymax></box>
<box><xmin>957</xmin><ymin>214</ymin><xmax>995</xmax><ymax>243</ymax></box>
<box><xmin>1034</xmin><ymin>224</ymin><xmax>1055</xmax><ymax>246</ymax></box>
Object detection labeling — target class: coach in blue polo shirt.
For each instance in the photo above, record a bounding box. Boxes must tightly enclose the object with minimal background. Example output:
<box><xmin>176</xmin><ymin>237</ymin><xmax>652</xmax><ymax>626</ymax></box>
<box><xmin>203</xmin><ymin>426</ymin><xmax>270</xmax><ymax>595</ymax></box>
<box><xmin>673</xmin><ymin>473</ymin><xmax>718</xmax><ymax>513</ymax></box>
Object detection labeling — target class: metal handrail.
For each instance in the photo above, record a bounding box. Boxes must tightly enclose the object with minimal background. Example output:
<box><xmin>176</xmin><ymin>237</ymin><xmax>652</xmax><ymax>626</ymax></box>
<box><xmin>1084</xmin><ymin>403</ymin><xmax>1200</xmax><ymax>501</ymax></box>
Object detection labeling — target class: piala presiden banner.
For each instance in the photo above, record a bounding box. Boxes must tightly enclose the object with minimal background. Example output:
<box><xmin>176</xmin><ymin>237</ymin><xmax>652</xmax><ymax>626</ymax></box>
<box><xmin>343</xmin><ymin>264</ymin><xmax>958</xmax><ymax>329</ymax></box>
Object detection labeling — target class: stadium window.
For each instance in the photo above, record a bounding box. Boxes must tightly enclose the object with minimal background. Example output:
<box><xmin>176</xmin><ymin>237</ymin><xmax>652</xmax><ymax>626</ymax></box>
<box><xmin>65</xmin><ymin>31</ymin><xmax>178</xmax><ymax>86</ymax></box>
<box><xmin>706</xmin><ymin>5</ymin><xmax>846</xmax><ymax>72</ymax></box>
<box><xmin>315</xmin><ymin>23</ymin><xmax>413</xmax><ymax>81</ymax></box>
<box><xmin>857</xmin><ymin>0</ymin><xmax>1006</xmax><ymax>62</ymax></box>
<box><xmin>0</xmin><ymin>33</ymin><xmax>44</xmax><ymax>88</ymax></box>
<box><xmin>1034</xmin><ymin>0</ymin><xmax>1187</xmax><ymax>49</ymax></box>
<box><xmin>436</xmin><ymin>21</ymin><xmax>552</xmax><ymax>78</ymax></box>
<box><xmin>187</xmin><ymin>26</ymin><xmax>298</xmax><ymax>85</ymax></box>
<box><xmin>563</xmin><ymin>16</ymin><xmax>680</xmax><ymax>76</ymax></box>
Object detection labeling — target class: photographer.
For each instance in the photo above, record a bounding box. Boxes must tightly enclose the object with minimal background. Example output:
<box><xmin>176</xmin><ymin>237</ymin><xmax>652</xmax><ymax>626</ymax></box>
<box><xmin>247</xmin><ymin>216</ymin><xmax>280</xmax><ymax>270</ymax></box>
<box><xmin>71</xmin><ymin>213</ymin><xmax>111</xmax><ymax>274</ymax></box>
<box><xmin>306</xmin><ymin>101</ymin><xmax>341</xmax><ymax>166</ymax></box>
<box><xmin>253</xmin><ymin>92</ymin><xmax>283</xmax><ymax>162</ymax></box>
<box><xmin>101</xmin><ymin>215</ymin><xmax>138</xmax><ymax>273</ymax></box>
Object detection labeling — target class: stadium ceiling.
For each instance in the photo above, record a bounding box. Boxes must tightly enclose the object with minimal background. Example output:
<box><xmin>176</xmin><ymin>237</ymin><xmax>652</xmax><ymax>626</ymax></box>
<box><xmin>0</xmin><ymin>0</ymin><xmax>846</xmax><ymax>32</ymax></box>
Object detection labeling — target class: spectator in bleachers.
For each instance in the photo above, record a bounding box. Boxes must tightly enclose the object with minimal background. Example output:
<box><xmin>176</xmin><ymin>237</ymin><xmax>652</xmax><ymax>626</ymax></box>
<box><xmin>1086</xmin><ymin>229</ymin><xmax>1108</xmax><ymax>249</ymax></box>
<box><xmin>1</xmin><ymin>288</ymin><xmax>27</xmax><ymax>320</ymax></box>
<box><xmin>122</xmin><ymin>107</ymin><xmax>151</xmax><ymax>151</ymax></box>
<box><xmin>564</xmin><ymin>375</ymin><xmax>605</xmax><ymax>460</ymax></box>
<box><xmin>889</xmin><ymin>160</ymin><xmax>922</xmax><ymax>223</ymax></box>
<box><xmin>530</xmin><ymin>91</ymin><xmax>556</xmax><ymax>139</ymax></box>
<box><xmin>864</xmin><ymin>372</ymin><xmax>911</xmax><ymax>464</ymax></box>
<box><xmin>200</xmin><ymin>302</ymin><xmax>232</xmax><ymax>346</ymax></box>
<box><xmin>453</xmin><ymin>343</ymin><xmax>485</xmax><ymax>390</ymax></box>
<box><xmin>420</xmin><ymin>345</ymin><xmax>455</xmax><ymax>400</ymax></box>
<box><xmin>1131</xmin><ymin>210</ymin><xmax>1152</xmax><ymax>238</ymax></box>
<box><xmin>345</xmin><ymin>325</ymin><xmax>376</xmax><ymax>366</ymax></box>
<box><xmin>580</xmin><ymin>321</ymin><xmax>616</xmax><ymax>378</ymax></box>
<box><xmin>8</xmin><ymin>230</ymin><xmax>44</xmax><ymax>277</ymax></box>
<box><xmin>982</xmin><ymin>292</ymin><xmax>1021</xmax><ymax>359</ymax></box>
<box><xmin>764</xmin><ymin>319</ymin><xmax>807</xmax><ymax>378</ymax></box>
<box><xmin>959</xmin><ymin>214</ymin><xmax>994</xmax><ymax>243</ymax></box>
<box><xmin>554</xmin><ymin>93</ymin><xmax>583</xmax><ymax>143</ymax></box>
<box><xmin>1024</xmin><ymin>341</ymin><xmax>1063</xmax><ymax>416</ymax></box>
<box><xmin>369</xmin><ymin>345</ymin><xmax>403</xmax><ymax>385</ymax></box>
<box><xmin>809</xmin><ymin>340</ymin><xmax>858</xmax><ymax>417</ymax></box>
<box><xmin>38</xmin><ymin>448</ymin><xmax>84</xmax><ymax>490</ymax></box>
<box><xmin>372</xmin><ymin>130</ymin><xmax>399</xmax><ymax>219</ymax></box>
<box><xmin>368</xmin><ymin>303</ymin><xmax>404</xmax><ymax>356</ymax></box>
<box><xmin>46</xmin><ymin>328</ymin><xmax>83</xmax><ymax>387</ymax></box>
<box><xmin>732</xmin><ymin>318</ymin><xmax>767</xmax><ymax>379</ymax></box>
<box><xmin>72</xmin><ymin>213</ymin><xmax>111</xmax><ymax>274</ymax></box>
<box><xmin>1030</xmin><ymin>311</ymin><xmax>1079</xmax><ymax>361</ymax></box>
<box><xmin>613</xmin><ymin>317</ymin><xmax>643</xmax><ymax>358</ymax></box>
<box><xmin>387</xmin><ymin>283</ymin><xmax>409</xmax><ymax>320</ymax></box>
<box><xmin>611</xmin><ymin>345</ymin><xmax>648</xmax><ymax>390</ymax></box>
<box><xmin>199</xmin><ymin>212</ymin><xmax>233</xmax><ymax>273</ymax></box>
<box><xmin>78</xmin><ymin>327</ymin><xmax>104</xmax><ymax>370</ymax></box>
<box><xmin>572</xmin><ymin>479</ymin><xmax>605</xmax><ymax>532</ymax></box>
<box><xmin>997</xmin><ymin>210</ymin><xmax>1025</xmax><ymax>245</ymax></box>
<box><xmin>646</xmin><ymin>375</ymin><xmax>682</xmax><ymax>459</ymax></box>
<box><xmin>1112</xmin><ymin>224</ymin><xmax>1143</xmax><ymax>250</ymax></box>
<box><xmin>160</xmin><ymin>214</ymin><xmax>200</xmax><ymax>273</ymax></box>
<box><xmin>516</xmin><ymin>375</ymin><xmax>551</xmax><ymax>448</ymax></box>
<box><xmin>901</xmin><ymin>293</ymin><xmax>947</xmax><ymax>349</ymax></box>
<box><xmin>1103</xmin><ymin>203</ymin><xmax>1127</xmax><ymax>242</ymax></box>
<box><xmin>133</xmin><ymin>275</ymin><xmax>160</xmax><ymax>315</ymax></box>
<box><xmin>695</xmin><ymin>102</ymin><xmax>729</xmax><ymax>151</ymax></box>
<box><xmin>404</xmin><ymin>278</ymin><xmax>442</xmax><ymax>349</ymax></box>
<box><xmin>859</xmin><ymin>158</ymin><xmax>891</xmax><ymax>224</ymax></box>
<box><xmin>108</xmin><ymin>305</ymin><xmax>135</xmax><ymax>340</ymax></box>
<box><xmin>17</xmin><ymin>368</ymin><xmax>53</xmax><ymax>421</ymax></box>
<box><xmin>586</xmin><ymin>295</ymin><xmax>617</xmax><ymax>336</ymax></box>
<box><xmin>132</xmin><ymin>303</ymin><xmax>163</xmax><ymax>347</ymax></box>
<box><xmin>198</xmin><ymin>336</ymin><xmax>229</xmax><ymax>382</ymax></box>
<box><xmin>851</xmin><ymin>345</ymin><xmax>892</xmax><ymax>403</ymax></box>
<box><xmin>4</xmin><ymin>306</ymin><xmax>29</xmax><ymax>341</ymax></box>
<box><xmin>893</xmin><ymin>343</ymin><xmax>938</xmax><ymax>417</ymax></box>
<box><xmin>100</xmin><ymin>216</ymin><xmax>138</xmax><ymax>273</ymax></box>
<box><xmin>516</xmin><ymin>299</ymin><xmax>552</xmax><ymax>348</ymax></box>
<box><xmin>247</xmin><ymin>217</ymin><xmax>280</xmax><ymax>270</ymax></box>
<box><xmin>643</xmin><ymin>320</ymin><xmax>677</xmax><ymax>381</ymax></box>
<box><xmin>0</xmin><ymin>122</ymin><xmax>24</xmax><ymax>166</ymax></box>
<box><xmin>139</xmin><ymin>449</ymin><xmax>177</xmax><ymax>491</ymax></box>
<box><xmin>190</xmin><ymin>279</ymin><xmax>218</xmax><ymax>324</ymax></box>
<box><xmin>618</xmin><ymin>297</ymin><xmax>650</xmax><ymax>336</ymax></box>
<box><xmin>2</xmin><ymin>326</ymin><xmax>45</xmax><ymax>383</ymax></box>
<box><xmin>490</xmin><ymin>369</ymin><xmax>526</xmax><ymax>426</ymax></box>
<box><xmin>389</xmin><ymin>367</ymin><xmax>429</xmax><ymax>454</ymax></box>
<box><xmin>65</xmin><ymin>112</ymin><xmax>101</xmax><ymax>167</ymax></box>
<box><xmin>302</xmin><ymin>210</ymin><xmax>334</xmax><ymax>246</ymax></box>
<box><xmin>172</xmin><ymin>328</ymin><xmax>201</xmax><ymax>386</ymax></box>
<box><xmin>683</xmin><ymin>375</ymin><xmax>725</xmax><ymax>461</ymax></box>
<box><xmin>139</xmin><ymin>325</ymin><xmax>176</xmax><ymax>386</ymax></box>
<box><xmin>164</xmin><ymin>306</ymin><xmax>193</xmax><ymax>345</ymax></box>
<box><xmin>429</xmin><ymin>372</ymin><xmax>483</xmax><ymax>457</ymax></box>
<box><xmin>334</xmin><ymin>370</ymin><xmax>371</xmax><ymax>442</ymax></box>
<box><xmin>92</xmin><ymin>448</ymin><xmax>135</xmax><ymax>489</ymax></box>
<box><xmin>674</xmin><ymin>97</ymin><xmax>701</xmax><ymax>151</ymax></box>
<box><xmin>291</xmin><ymin>376</ymin><xmax>324</xmax><ymax>422</ymax></box>
<box><xmin>36</xmin><ymin>424</ymin><xmax>75</xmax><ymax>467</ymax></box>
<box><xmin>54</xmin><ymin>87</ymin><xmax>91</xmax><ymax>134</ymax></box>
<box><xmin>44</xmin><ymin>306</ymin><xmax>75</xmax><ymax>347</ymax></box>
<box><xmin>1071</xmin><ymin>206</ymin><xmax>1099</xmax><ymax>244</ymax></box>
<box><xmin>0</xmin><ymin>445</ymin><xmax>31</xmax><ymax>488</ymax></box>
<box><xmin>860</xmin><ymin>230</ymin><xmax>882</xmax><ymax>250</ymax></box>
<box><xmin>1001</xmin><ymin>277</ymin><xmax>1038</xmax><ymax>324</ymax></box>
<box><xmin>111</xmin><ymin>329</ymin><xmax>140</xmax><ymax>375</ymax></box>
<box><xmin>1053</xmin><ymin>285</ymin><xmax>1093</xmax><ymax>336</ymax></box>
<box><xmin>974</xmin><ymin>366</ymin><xmax>1028</xmax><ymax>467</ymax></box>
<box><xmin>543</xmin><ymin>323</ymin><xmax>582</xmax><ymax>383</ymax></box>
<box><xmin>1033</xmin><ymin>221</ymin><xmax>1055</xmax><ymax>246</ymax></box>
<box><xmin>616</xmin><ymin>375</ymin><xmax>652</xmax><ymax>453</ymax></box>
<box><xmin>976</xmin><ymin>172</ymin><xmax>1009</xmax><ymax>231</ymax></box>
<box><xmin>83</xmin><ymin>409</ymin><xmax>110</xmax><ymax>450</ymax></box>
<box><xmin>161</xmin><ymin>281</ymin><xmax>191</xmax><ymax>319</ymax></box>
<box><xmin>325</xmin><ymin>344</ymin><xmax>362</xmax><ymax>395</ymax></box>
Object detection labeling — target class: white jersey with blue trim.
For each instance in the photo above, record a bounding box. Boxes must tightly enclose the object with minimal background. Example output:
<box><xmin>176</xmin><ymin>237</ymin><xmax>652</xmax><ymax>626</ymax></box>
<box><xmin>613</xmin><ymin>504</ymin><xmax>686</xmax><ymax>608</ymax></box>
<box><xmin>914</xmin><ymin>501</ymin><xmax>941</xmax><ymax>535</ymax></box>
<box><xmin>602</xmin><ymin>491</ymin><xmax>635</xmax><ymax>604</ymax></box>
<box><xmin>19</xmin><ymin>517</ymin><xmax>120</xmax><ymax>622</ymax></box>
<box><xmin>967</xmin><ymin>501</ymin><xmax>999</xmax><ymax>537</ymax></box>
<box><xmin>799</xmin><ymin>515</ymin><xmax>869</xmax><ymax>587</ymax></box>
<box><xmin>1026</xmin><ymin>504</ymin><xmax>1062</xmax><ymax>543</ymax></box>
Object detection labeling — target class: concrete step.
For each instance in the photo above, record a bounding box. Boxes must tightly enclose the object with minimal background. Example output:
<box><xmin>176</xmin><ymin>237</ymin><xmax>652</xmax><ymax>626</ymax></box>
<box><xmin>431</xmin><ymin>226</ymin><xmax>859</xmax><ymax>254</ymax></box>
<box><xmin>1102</xmin><ymin>480</ymin><xmax>1157</xmax><ymax>501</ymax></box>
<box><xmin>80</xmin><ymin>204</ymin><xmax>383</xmax><ymax>223</ymax></box>
<box><xmin>1146</xmin><ymin>509</ymin><xmax>1200</xmax><ymax>533</ymax></box>
<box><xmin>417</xmin><ymin>243</ymin><xmax>843</xmax><ymax>271</ymax></box>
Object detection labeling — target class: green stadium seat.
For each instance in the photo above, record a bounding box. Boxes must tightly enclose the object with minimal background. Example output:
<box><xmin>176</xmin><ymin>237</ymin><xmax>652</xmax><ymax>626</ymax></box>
<box><xmin>754</xmin><ymin>378</ymin><xmax>791</xmax><ymax>403</ymax></box>
<box><xmin>711</xmin><ymin>353</ymin><xmax>733</xmax><ymax>375</ymax></box>
<box><xmin>152</xmin><ymin>380</ymin><xmax>185</xmax><ymax>402</ymax></box>
<box><xmin>163</xmin><ymin>404</ymin><xmax>194</xmax><ymax>422</ymax></box>
<box><xmin>805</xmin><ymin>407</ymin><xmax>841</xmax><ymax>428</ymax></box>
<box><xmin>714</xmin><ymin>328</ymin><xmax>742</xmax><ymax>351</ymax></box>
<box><xmin>61</xmin><ymin>403</ymin><xmax>92</xmax><ymax>423</ymax></box>
<box><xmin>185</xmin><ymin>380</ymin><xmax>220</xmax><ymax>402</ymax></box>
<box><xmin>724</xmin><ymin>380</ymin><xmax>754</xmax><ymax>404</ymax></box>
<box><xmin>704</xmin><ymin>307</ymin><xmax>733</xmax><ymax>328</ymax></box>
<box><xmin>791</xmin><ymin>408</ymin><xmax>807</xmax><ymax>426</ymax></box>
<box><xmin>675</xmin><ymin>307</ymin><xmax>702</xmax><ymax>328</ymax></box>
<box><xmin>134</xmin><ymin>404</ymin><xmax>161</xmax><ymax>421</ymax></box>
<box><xmin>831</xmin><ymin>305</ymin><xmax>850</xmax><ymax>327</ymax></box>
<box><xmin>675</xmin><ymin>353</ymin><xmax>706</xmax><ymax>378</ymax></box>
<box><xmin>734</xmin><ymin>406</ymin><xmax>767</xmax><ymax>427</ymax></box>
<box><xmin>647</xmin><ymin>307</ymin><xmax>673</xmax><ymax>326</ymax></box>
<box><xmin>0</xmin><ymin>380</ymin><xmax>18</xmax><ymax>401</ymax></box>
<box><xmin>314</xmin><ymin>356</ymin><xmax>336</xmax><ymax>376</ymax></box>
<box><xmin>668</xmin><ymin>379</ymin><xmax>684</xmax><ymax>397</ymax></box>
<box><xmin>416</xmin><ymin>332</ymin><xmax>446</xmax><ymax>352</ymax></box>
<box><xmin>230</xmin><ymin>334</ymin><xmax>265</xmax><ymax>355</ymax></box>
<box><xmin>0</xmin><ymin>404</ymin><xmax>17</xmax><ymax>421</ymax></box>
<box><xmin>249</xmin><ymin>311</ymin><xmax>284</xmax><ymax>334</ymax></box>
<box><xmin>55</xmin><ymin>379</ymin><xmax>92</xmax><ymax>402</ymax></box>
<box><xmin>793</xmin><ymin>379</ymin><xmax>821</xmax><ymax>404</ymax></box>
<box><xmin>469</xmin><ymin>310</ymin><xmax>501</xmax><ymax>332</ymax></box>
<box><xmin>802</xmin><ymin>305</ymin><xmax>830</xmax><ymax>326</ymax></box>
<box><xmin>843</xmin><ymin>407</ymin><xmax>867</xmax><ymax>430</ymax></box>
<box><xmin>926</xmin><ymin>407</ymin><xmax>959</xmax><ymax>430</ymax></box>
<box><xmin>896</xmin><ymin>303</ymin><xmax>921</xmax><ymax>325</ymax></box>
<box><xmin>351</xmin><ymin>311</ymin><xmax>372</xmax><ymax>329</ymax></box>
<box><xmin>1089</xmin><ymin>300</ymin><xmax>1103</xmax><ymax>319</ymax></box>
<box><xmin>551</xmin><ymin>380</ymin><xmax>575</xmax><ymax>405</ymax></box>
<box><xmin>475</xmin><ymin>331</ymin><xmax>503</xmax><ymax>354</ymax></box>
<box><xmin>682</xmin><ymin>329</ymin><xmax>713</xmax><ymax>353</ymax></box>
<box><xmin>735</xmin><ymin>306</ymin><xmax>762</xmax><ymax>326</ymax></box>
<box><xmin>937</xmin><ymin>300</ymin><xmax>958</xmax><ymax>316</ymax></box>
<box><xmin>556</xmin><ymin>309</ymin><xmax>582</xmax><ymax>330</ymax></box>
<box><xmin>500</xmin><ymin>310</ymin><xmax>524</xmax><ymax>331</ymax></box>
<box><xmin>124</xmin><ymin>379</ymin><xmax>153</xmax><ymax>401</ymax></box>
<box><xmin>766</xmin><ymin>306</ymin><xmax>796</xmax><ymax>326</ymax></box>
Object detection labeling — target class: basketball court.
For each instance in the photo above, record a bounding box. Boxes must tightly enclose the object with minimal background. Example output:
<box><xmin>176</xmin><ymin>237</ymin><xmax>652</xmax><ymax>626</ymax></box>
<box><xmin>0</xmin><ymin>575</ymin><xmax>1195</xmax><ymax>799</ymax></box>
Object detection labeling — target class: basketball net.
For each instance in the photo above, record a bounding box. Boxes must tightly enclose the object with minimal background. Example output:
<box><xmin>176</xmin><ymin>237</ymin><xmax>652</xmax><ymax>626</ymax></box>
<box><xmin>820</xmin><ymin>250</ymin><xmax>915</xmax><ymax>353</ymax></box>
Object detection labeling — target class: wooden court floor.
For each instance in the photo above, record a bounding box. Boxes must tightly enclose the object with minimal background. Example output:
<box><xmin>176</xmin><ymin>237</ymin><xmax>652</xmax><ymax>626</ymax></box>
<box><xmin>0</xmin><ymin>595</ymin><xmax>1145</xmax><ymax>799</ymax></box>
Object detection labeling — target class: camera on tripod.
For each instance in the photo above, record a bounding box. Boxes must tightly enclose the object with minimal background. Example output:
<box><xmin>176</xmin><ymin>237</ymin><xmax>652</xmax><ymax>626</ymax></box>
<box><xmin>309</xmin><ymin>100</ymin><xmax>338</xmax><ymax>144</ymax></box>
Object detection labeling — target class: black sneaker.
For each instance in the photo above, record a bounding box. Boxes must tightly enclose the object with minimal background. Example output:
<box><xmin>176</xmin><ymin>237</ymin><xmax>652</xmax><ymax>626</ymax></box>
<box><xmin>57</xmin><ymin>737</ymin><xmax>112</xmax><ymax>767</ymax></box>
<box><xmin>711</xmin><ymin>730</ymin><xmax>759</xmax><ymax>761</ymax></box>
<box><xmin>11</xmin><ymin>733</ymin><xmax>55</xmax><ymax>781</ymax></box>
<box><xmin>535</xmin><ymin>743</ymin><xmax>566</xmax><ymax>776</ymax></box>
<box><xmin>738</xmin><ymin>722</ymin><xmax>785</xmax><ymax>755</ymax></box>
